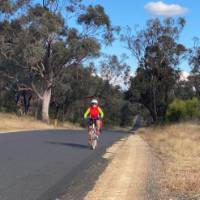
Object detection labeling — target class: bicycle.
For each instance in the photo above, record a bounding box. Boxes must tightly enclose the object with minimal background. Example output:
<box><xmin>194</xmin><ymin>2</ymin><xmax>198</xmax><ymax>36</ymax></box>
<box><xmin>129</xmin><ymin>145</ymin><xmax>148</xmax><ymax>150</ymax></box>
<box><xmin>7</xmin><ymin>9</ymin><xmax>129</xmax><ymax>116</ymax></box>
<box><xmin>88</xmin><ymin>120</ymin><xmax>98</xmax><ymax>150</ymax></box>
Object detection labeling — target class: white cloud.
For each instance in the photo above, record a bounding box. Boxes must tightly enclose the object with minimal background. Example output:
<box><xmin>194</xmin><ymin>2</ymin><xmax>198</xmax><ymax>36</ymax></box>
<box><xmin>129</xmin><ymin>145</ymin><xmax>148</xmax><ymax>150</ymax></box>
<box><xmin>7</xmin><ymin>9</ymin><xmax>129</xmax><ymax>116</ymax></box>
<box><xmin>145</xmin><ymin>1</ymin><xmax>188</xmax><ymax>17</ymax></box>
<box><xmin>180</xmin><ymin>71</ymin><xmax>190</xmax><ymax>81</ymax></box>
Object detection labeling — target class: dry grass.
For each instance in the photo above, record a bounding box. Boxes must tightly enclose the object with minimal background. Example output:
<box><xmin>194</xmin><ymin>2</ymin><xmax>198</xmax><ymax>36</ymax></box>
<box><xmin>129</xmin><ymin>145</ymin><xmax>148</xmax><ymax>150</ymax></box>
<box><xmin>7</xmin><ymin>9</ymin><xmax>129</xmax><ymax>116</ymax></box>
<box><xmin>141</xmin><ymin>123</ymin><xmax>200</xmax><ymax>198</ymax></box>
<box><xmin>0</xmin><ymin>113</ymin><xmax>81</xmax><ymax>133</ymax></box>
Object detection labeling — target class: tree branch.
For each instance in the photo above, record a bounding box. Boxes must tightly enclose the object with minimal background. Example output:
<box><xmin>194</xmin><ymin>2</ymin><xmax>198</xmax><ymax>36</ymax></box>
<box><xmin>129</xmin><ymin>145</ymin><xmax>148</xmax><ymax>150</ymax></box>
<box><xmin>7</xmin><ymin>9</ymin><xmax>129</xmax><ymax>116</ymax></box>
<box><xmin>31</xmin><ymin>83</ymin><xmax>43</xmax><ymax>100</ymax></box>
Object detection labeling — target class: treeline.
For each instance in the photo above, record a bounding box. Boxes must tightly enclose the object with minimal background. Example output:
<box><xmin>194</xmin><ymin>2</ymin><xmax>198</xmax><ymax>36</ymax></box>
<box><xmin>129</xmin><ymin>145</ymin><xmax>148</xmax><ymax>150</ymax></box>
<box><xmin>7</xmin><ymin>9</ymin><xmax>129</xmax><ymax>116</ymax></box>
<box><xmin>123</xmin><ymin>18</ymin><xmax>200</xmax><ymax>123</ymax></box>
<box><xmin>0</xmin><ymin>64</ymin><xmax>135</xmax><ymax>126</ymax></box>
<box><xmin>0</xmin><ymin>0</ymin><xmax>200</xmax><ymax>126</ymax></box>
<box><xmin>0</xmin><ymin>0</ymin><xmax>134</xmax><ymax>127</ymax></box>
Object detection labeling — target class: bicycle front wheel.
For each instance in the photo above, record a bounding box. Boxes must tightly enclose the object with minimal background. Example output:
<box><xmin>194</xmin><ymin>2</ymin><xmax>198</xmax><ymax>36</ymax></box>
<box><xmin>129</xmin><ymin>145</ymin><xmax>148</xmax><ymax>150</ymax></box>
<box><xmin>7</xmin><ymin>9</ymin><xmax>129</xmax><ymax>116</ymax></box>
<box><xmin>91</xmin><ymin>138</ymin><xmax>97</xmax><ymax>150</ymax></box>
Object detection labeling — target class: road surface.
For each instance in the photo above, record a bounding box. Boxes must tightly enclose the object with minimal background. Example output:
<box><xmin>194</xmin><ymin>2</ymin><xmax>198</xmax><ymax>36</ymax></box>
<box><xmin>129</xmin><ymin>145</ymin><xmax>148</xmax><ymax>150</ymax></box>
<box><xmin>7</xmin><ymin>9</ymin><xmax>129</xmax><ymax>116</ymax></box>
<box><xmin>0</xmin><ymin>130</ymin><xmax>127</xmax><ymax>200</ymax></box>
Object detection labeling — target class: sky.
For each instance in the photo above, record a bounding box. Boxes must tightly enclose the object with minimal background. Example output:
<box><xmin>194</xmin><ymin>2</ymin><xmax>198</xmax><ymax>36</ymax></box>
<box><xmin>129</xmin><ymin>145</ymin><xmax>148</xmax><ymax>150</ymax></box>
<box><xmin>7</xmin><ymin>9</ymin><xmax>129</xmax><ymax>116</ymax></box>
<box><xmin>33</xmin><ymin>0</ymin><xmax>200</xmax><ymax>73</ymax></box>
<box><xmin>83</xmin><ymin>0</ymin><xmax>200</xmax><ymax>73</ymax></box>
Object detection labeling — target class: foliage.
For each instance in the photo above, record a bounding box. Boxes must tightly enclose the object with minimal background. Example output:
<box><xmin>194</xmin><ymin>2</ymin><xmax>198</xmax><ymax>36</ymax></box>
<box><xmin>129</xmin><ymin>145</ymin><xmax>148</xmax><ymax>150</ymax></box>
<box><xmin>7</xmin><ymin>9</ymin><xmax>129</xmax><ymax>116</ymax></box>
<box><xmin>0</xmin><ymin>90</ymin><xmax>17</xmax><ymax>113</ymax></box>
<box><xmin>0</xmin><ymin>0</ymin><xmax>119</xmax><ymax>124</ymax></box>
<box><xmin>1</xmin><ymin>1</ymin><xmax>199</xmax><ymax>127</ymax></box>
<box><xmin>189</xmin><ymin>39</ymin><xmax>200</xmax><ymax>97</ymax></box>
<box><xmin>47</xmin><ymin>65</ymin><xmax>130</xmax><ymax>127</ymax></box>
<box><xmin>174</xmin><ymin>80</ymin><xmax>196</xmax><ymax>100</ymax></box>
<box><xmin>123</xmin><ymin>18</ymin><xmax>187</xmax><ymax>122</ymax></box>
<box><xmin>100</xmin><ymin>55</ymin><xmax>131</xmax><ymax>89</ymax></box>
<box><xmin>120</xmin><ymin>102</ymin><xmax>137</xmax><ymax>127</ymax></box>
<box><xmin>166</xmin><ymin>98</ymin><xmax>200</xmax><ymax>122</ymax></box>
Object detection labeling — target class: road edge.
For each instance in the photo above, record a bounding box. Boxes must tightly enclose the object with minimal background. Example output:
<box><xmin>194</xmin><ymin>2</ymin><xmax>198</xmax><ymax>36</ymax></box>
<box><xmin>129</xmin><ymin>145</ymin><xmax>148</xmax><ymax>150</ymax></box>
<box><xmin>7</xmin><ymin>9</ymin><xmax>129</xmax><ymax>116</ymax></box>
<box><xmin>36</xmin><ymin>132</ymin><xmax>129</xmax><ymax>200</ymax></box>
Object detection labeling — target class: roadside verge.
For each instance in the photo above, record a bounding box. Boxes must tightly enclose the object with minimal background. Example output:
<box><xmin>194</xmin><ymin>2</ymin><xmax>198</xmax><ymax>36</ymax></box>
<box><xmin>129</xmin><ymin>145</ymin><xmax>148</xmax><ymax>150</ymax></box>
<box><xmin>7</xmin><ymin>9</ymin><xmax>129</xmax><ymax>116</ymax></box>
<box><xmin>83</xmin><ymin>134</ymin><xmax>160</xmax><ymax>200</ymax></box>
<box><xmin>0</xmin><ymin>113</ymin><xmax>82</xmax><ymax>134</ymax></box>
<box><xmin>59</xmin><ymin>133</ymin><xmax>161</xmax><ymax>200</ymax></box>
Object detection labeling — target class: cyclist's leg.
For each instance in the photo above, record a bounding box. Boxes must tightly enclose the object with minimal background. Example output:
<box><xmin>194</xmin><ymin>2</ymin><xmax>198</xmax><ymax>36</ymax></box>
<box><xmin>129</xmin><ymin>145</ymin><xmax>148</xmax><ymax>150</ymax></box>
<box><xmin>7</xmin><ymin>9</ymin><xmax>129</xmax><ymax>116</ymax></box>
<box><xmin>96</xmin><ymin>119</ymin><xmax>101</xmax><ymax>136</ymax></box>
<box><xmin>99</xmin><ymin>119</ymin><xmax>103</xmax><ymax>133</ymax></box>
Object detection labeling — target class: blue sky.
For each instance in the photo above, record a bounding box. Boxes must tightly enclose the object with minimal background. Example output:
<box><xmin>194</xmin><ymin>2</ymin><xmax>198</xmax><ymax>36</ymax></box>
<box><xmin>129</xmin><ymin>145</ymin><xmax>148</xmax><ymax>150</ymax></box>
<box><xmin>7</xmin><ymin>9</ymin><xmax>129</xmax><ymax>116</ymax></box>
<box><xmin>34</xmin><ymin>0</ymin><xmax>200</xmax><ymax>72</ymax></box>
<box><xmin>84</xmin><ymin>0</ymin><xmax>200</xmax><ymax>72</ymax></box>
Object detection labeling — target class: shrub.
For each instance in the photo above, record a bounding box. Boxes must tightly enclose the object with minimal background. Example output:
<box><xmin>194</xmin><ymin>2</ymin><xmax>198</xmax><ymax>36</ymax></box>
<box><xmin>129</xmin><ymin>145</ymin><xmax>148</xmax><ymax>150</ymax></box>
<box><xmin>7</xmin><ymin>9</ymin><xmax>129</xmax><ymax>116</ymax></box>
<box><xmin>185</xmin><ymin>98</ymin><xmax>200</xmax><ymax>118</ymax></box>
<box><xmin>166</xmin><ymin>98</ymin><xmax>200</xmax><ymax>122</ymax></box>
<box><xmin>0</xmin><ymin>91</ymin><xmax>17</xmax><ymax>113</ymax></box>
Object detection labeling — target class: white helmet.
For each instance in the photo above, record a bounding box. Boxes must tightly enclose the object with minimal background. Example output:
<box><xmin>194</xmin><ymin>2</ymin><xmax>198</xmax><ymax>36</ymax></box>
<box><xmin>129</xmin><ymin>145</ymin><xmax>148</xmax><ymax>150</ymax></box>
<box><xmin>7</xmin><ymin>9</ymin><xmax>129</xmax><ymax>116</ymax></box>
<box><xmin>91</xmin><ymin>99</ymin><xmax>98</xmax><ymax>104</ymax></box>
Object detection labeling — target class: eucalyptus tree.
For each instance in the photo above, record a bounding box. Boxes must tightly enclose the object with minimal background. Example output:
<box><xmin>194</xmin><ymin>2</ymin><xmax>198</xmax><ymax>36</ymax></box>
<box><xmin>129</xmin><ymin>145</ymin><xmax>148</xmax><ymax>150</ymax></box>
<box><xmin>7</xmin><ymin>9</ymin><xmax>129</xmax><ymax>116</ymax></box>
<box><xmin>100</xmin><ymin>55</ymin><xmax>131</xmax><ymax>89</ymax></box>
<box><xmin>0</xmin><ymin>0</ymin><xmax>32</xmax><ymax>112</ymax></box>
<box><xmin>51</xmin><ymin>63</ymin><xmax>99</xmax><ymax>121</ymax></box>
<box><xmin>122</xmin><ymin>18</ymin><xmax>187</xmax><ymax>121</ymax></box>
<box><xmin>189</xmin><ymin>38</ymin><xmax>200</xmax><ymax>97</ymax></box>
<box><xmin>0</xmin><ymin>0</ymin><xmax>117</xmax><ymax>123</ymax></box>
<box><xmin>175</xmin><ymin>79</ymin><xmax>196</xmax><ymax>100</ymax></box>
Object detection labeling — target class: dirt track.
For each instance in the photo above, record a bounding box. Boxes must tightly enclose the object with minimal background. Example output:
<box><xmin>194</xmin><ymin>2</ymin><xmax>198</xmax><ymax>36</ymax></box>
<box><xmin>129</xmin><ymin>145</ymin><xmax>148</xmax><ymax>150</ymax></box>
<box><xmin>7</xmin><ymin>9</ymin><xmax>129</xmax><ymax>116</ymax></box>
<box><xmin>84</xmin><ymin>134</ymin><xmax>160</xmax><ymax>200</ymax></box>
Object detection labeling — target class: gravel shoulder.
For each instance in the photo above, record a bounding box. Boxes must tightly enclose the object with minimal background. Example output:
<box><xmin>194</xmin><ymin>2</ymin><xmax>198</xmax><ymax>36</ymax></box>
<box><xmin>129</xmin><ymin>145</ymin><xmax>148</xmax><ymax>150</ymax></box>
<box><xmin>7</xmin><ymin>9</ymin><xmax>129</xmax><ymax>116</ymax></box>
<box><xmin>61</xmin><ymin>133</ymin><xmax>161</xmax><ymax>200</ymax></box>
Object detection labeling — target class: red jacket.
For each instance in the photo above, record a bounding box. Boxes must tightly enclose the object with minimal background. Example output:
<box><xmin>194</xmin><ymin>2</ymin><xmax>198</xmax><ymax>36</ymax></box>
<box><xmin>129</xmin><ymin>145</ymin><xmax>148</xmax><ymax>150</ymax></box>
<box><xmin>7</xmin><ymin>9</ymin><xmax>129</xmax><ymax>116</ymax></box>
<box><xmin>84</xmin><ymin>106</ymin><xmax>104</xmax><ymax>119</ymax></box>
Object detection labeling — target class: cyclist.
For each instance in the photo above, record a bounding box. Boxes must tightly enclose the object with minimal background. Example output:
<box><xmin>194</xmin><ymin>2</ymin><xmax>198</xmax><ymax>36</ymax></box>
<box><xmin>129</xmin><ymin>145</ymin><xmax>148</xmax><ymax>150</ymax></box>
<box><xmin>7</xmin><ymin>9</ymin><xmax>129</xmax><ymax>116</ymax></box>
<box><xmin>84</xmin><ymin>99</ymin><xmax>104</xmax><ymax>144</ymax></box>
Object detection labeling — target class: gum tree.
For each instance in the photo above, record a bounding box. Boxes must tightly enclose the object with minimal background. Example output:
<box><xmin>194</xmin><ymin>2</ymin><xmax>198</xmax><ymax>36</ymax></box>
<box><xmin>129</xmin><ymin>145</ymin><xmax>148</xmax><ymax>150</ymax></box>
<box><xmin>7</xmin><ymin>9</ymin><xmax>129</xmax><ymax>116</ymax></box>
<box><xmin>0</xmin><ymin>0</ymin><xmax>117</xmax><ymax>123</ymax></box>
<box><xmin>189</xmin><ymin>38</ymin><xmax>200</xmax><ymax>97</ymax></box>
<box><xmin>122</xmin><ymin>18</ymin><xmax>187</xmax><ymax>121</ymax></box>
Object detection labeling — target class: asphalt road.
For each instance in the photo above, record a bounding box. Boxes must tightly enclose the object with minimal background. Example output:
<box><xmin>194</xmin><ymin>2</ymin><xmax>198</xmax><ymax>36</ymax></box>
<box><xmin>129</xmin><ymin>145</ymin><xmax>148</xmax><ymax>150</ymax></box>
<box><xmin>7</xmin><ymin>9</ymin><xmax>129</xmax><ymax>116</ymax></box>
<box><xmin>0</xmin><ymin>130</ymin><xmax>127</xmax><ymax>200</ymax></box>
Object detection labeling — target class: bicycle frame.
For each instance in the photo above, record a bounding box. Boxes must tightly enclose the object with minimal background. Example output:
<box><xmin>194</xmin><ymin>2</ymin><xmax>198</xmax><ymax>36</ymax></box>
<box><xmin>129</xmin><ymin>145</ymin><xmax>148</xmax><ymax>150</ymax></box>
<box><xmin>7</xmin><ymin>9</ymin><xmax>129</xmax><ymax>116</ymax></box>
<box><xmin>89</xmin><ymin>121</ymin><xmax>98</xmax><ymax>150</ymax></box>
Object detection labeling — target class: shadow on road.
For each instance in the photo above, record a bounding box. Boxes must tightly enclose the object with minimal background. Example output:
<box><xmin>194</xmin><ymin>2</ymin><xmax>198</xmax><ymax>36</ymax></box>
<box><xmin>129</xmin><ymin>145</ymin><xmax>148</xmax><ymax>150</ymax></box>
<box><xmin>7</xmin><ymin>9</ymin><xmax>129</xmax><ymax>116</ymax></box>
<box><xmin>46</xmin><ymin>141</ymin><xmax>89</xmax><ymax>149</ymax></box>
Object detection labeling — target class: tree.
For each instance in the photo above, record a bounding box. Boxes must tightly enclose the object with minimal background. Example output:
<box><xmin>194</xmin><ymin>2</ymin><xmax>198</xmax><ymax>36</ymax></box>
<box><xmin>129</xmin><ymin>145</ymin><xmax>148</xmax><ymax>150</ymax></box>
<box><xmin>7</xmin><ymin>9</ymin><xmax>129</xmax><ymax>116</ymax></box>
<box><xmin>122</xmin><ymin>18</ymin><xmax>187</xmax><ymax>122</ymax></box>
<box><xmin>0</xmin><ymin>0</ymin><xmax>117</xmax><ymax>123</ymax></box>
<box><xmin>0</xmin><ymin>0</ymin><xmax>32</xmax><ymax>113</ymax></box>
<box><xmin>189</xmin><ymin>38</ymin><xmax>200</xmax><ymax>97</ymax></box>
<box><xmin>49</xmin><ymin>63</ymin><xmax>129</xmax><ymax>127</ymax></box>
<box><xmin>51</xmin><ymin>63</ymin><xmax>99</xmax><ymax>122</ymax></box>
<box><xmin>100</xmin><ymin>55</ymin><xmax>130</xmax><ymax>89</ymax></box>
<box><xmin>174</xmin><ymin>79</ymin><xmax>196</xmax><ymax>100</ymax></box>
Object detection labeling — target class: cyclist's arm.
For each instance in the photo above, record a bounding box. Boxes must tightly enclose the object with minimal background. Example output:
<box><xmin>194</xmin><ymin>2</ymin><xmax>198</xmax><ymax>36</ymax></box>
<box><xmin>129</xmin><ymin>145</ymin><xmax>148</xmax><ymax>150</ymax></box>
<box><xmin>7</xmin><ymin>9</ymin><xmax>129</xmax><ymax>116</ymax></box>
<box><xmin>98</xmin><ymin>107</ymin><xmax>104</xmax><ymax>119</ymax></box>
<box><xmin>84</xmin><ymin>108</ymin><xmax>90</xmax><ymax>119</ymax></box>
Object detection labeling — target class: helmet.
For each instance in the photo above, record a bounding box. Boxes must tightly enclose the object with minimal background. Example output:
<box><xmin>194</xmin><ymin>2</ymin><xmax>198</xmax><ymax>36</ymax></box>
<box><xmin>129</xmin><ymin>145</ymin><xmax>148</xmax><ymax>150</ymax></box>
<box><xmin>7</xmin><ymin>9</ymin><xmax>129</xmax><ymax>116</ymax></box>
<box><xmin>91</xmin><ymin>99</ymin><xmax>98</xmax><ymax>104</ymax></box>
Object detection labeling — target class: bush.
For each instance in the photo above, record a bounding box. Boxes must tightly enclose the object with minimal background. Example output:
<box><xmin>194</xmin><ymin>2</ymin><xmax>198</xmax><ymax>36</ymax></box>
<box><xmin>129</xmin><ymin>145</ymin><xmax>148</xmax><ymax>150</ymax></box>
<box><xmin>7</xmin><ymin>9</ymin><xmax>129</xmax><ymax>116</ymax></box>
<box><xmin>0</xmin><ymin>90</ymin><xmax>17</xmax><ymax>113</ymax></box>
<box><xmin>166</xmin><ymin>98</ymin><xmax>200</xmax><ymax>122</ymax></box>
<box><xmin>185</xmin><ymin>98</ymin><xmax>200</xmax><ymax>118</ymax></box>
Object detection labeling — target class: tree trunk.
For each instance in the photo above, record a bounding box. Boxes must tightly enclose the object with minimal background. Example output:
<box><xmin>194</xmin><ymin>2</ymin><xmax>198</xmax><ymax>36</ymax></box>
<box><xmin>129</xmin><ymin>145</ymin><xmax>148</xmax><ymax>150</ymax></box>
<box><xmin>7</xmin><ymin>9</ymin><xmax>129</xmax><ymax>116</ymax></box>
<box><xmin>42</xmin><ymin>87</ymin><xmax>51</xmax><ymax>124</ymax></box>
<box><xmin>148</xmin><ymin>108</ymin><xmax>157</xmax><ymax>123</ymax></box>
<box><xmin>35</xmin><ymin>98</ymin><xmax>40</xmax><ymax>119</ymax></box>
<box><xmin>152</xmin><ymin>78</ymin><xmax>158</xmax><ymax>122</ymax></box>
<box><xmin>152</xmin><ymin>94</ymin><xmax>157</xmax><ymax>121</ymax></box>
<box><xmin>23</xmin><ymin>93</ymin><xmax>32</xmax><ymax>115</ymax></box>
